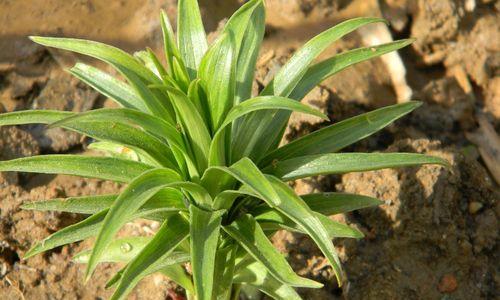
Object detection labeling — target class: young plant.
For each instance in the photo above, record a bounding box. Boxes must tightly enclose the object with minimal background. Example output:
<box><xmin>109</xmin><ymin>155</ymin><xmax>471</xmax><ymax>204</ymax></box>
<box><xmin>0</xmin><ymin>0</ymin><xmax>447</xmax><ymax>299</ymax></box>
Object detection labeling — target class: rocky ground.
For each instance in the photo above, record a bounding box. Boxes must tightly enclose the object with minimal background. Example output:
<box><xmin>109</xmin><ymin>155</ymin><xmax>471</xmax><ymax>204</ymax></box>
<box><xmin>0</xmin><ymin>0</ymin><xmax>498</xmax><ymax>299</ymax></box>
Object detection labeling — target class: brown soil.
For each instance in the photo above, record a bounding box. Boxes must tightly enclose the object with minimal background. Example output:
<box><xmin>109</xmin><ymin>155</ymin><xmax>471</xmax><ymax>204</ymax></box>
<box><xmin>1</xmin><ymin>0</ymin><xmax>498</xmax><ymax>299</ymax></box>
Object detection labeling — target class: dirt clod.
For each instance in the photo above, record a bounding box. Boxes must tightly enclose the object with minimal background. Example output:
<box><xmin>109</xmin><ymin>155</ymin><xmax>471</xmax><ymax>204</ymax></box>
<box><xmin>438</xmin><ymin>274</ymin><xmax>458</xmax><ymax>293</ymax></box>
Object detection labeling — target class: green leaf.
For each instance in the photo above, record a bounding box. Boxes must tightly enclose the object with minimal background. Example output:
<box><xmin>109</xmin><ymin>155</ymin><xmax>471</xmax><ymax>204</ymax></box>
<box><xmin>160</xmin><ymin>264</ymin><xmax>195</xmax><ymax>294</ymax></box>
<box><xmin>69</xmin><ymin>63</ymin><xmax>148</xmax><ymax>112</ymax></box>
<box><xmin>110</xmin><ymin>214</ymin><xmax>190</xmax><ymax>300</ymax></box>
<box><xmin>190</xmin><ymin>205</ymin><xmax>225</xmax><ymax>300</ymax></box>
<box><xmin>213</xmin><ymin>189</ymin><xmax>256</xmax><ymax>210</ymax></box>
<box><xmin>234</xmin><ymin>260</ymin><xmax>302</xmax><ymax>300</ymax></box>
<box><xmin>220</xmin><ymin>96</ymin><xmax>327</xmax><ymax>131</ymax></box>
<box><xmin>0</xmin><ymin>155</ymin><xmax>153</xmax><ymax>183</ymax></box>
<box><xmin>30</xmin><ymin>36</ymin><xmax>158</xmax><ymax>84</ymax></box>
<box><xmin>231</xmin><ymin>0</ymin><xmax>265</xmax><ymax>104</ymax></box>
<box><xmin>24</xmin><ymin>206</ymin><xmax>179</xmax><ymax>260</ymax></box>
<box><xmin>209</xmin><ymin>96</ymin><xmax>327</xmax><ymax>167</ymax></box>
<box><xmin>0</xmin><ymin>110</ymin><xmax>73</xmax><ymax>126</ymax></box>
<box><xmin>302</xmin><ymin>193</ymin><xmax>383</xmax><ymax>215</ymax></box>
<box><xmin>202</xmin><ymin>157</ymin><xmax>279</xmax><ymax>205</ymax></box>
<box><xmin>51</xmin><ymin>108</ymin><xmax>185</xmax><ymax>151</ymax></box>
<box><xmin>177</xmin><ymin>0</ymin><xmax>207</xmax><ymax>79</ymax></box>
<box><xmin>172</xmin><ymin>56</ymin><xmax>191</xmax><ymax>92</ymax></box>
<box><xmin>261</xmin><ymin>101</ymin><xmax>422</xmax><ymax>165</ymax></box>
<box><xmin>265</xmin><ymin>176</ymin><xmax>344</xmax><ymax>285</ymax></box>
<box><xmin>267</xmin><ymin>152</ymin><xmax>449</xmax><ymax>181</ymax></box>
<box><xmin>85</xmin><ymin>168</ymin><xmax>182</xmax><ymax>279</ymax></box>
<box><xmin>199</xmin><ymin>32</ymin><xmax>236</xmax><ymax>131</ymax></box>
<box><xmin>118</xmin><ymin>66</ymin><xmax>175</xmax><ymax>122</ymax></box>
<box><xmin>22</xmin><ymin>194</ymin><xmax>116</xmax><ymax>214</ymax></box>
<box><xmin>254</xmin><ymin>209</ymin><xmax>363</xmax><ymax>239</ymax></box>
<box><xmin>73</xmin><ymin>237</ymin><xmax>151</xmax><ymax>263</ymax></box>
<box><xmin>160</xmin><ymin>10</ymin><xmax>181</xmax><ymax>75</ymax></box>
<box><xmin>224</xmin><ymin>214</ymin><xmax>322</xmax><ymax>288</ymax></box>
<box><xmin>88</xmin><ymin>141</ymin><xmax>140</xmax><ymax>161</ymax></box>
<box><xmin>212</xmin><ymin>245</ymin><xmax>237</xmax><ymax>299</ymax></box>
<box><xmin>22</xmin><ymin>188</ymin><xmax>185</xmax><ymax>215</ymax></box>
<box><xmin>50</xmin><ymin>110</ymin><xmax>178</xmax><ymax>169</ymax></box>
<box><xmin>106</xmin><ymin>252</ymin><xmax>191</xmax><ymax>290</ymax></box>
<box><xmin>290</xmin><ymin>39</ymin><xmax>415</xmax><ymax>100</ymax></box>
<box><xmin>187</xmin><ymin>79</ymin><xmax>211</xmax><ymax>125</ymax></box>
<box><xmin>263</xmin><ymin>17</ymin><xmax>386</xmax><ymax>97</ymax></box>
<box><xmin>160</xmin><ymin>86</ymin><xmax>212</xmax><ymax>172</ymax></box>
<box><xmin>23</xmin><ymin>210</ymin><xmax>107</xmax><ymax>259</ymax></box>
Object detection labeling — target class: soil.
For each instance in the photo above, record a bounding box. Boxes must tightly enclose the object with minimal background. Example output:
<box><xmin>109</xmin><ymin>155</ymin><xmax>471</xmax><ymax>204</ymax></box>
<box><xmin>1</xmin><ymin>0</ymin><xmax>499</xmax><ymax>299</ymax></box>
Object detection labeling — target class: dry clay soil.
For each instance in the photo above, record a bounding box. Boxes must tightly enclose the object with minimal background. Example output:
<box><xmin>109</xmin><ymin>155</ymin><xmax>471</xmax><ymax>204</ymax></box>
<box><xmin>0</xmin><ymin>0</ymin><xmax>499</xmax><ymax>299</ymax></box>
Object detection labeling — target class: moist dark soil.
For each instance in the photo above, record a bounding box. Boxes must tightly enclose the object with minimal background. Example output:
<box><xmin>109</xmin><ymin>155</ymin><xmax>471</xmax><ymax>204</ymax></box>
<box><xmin>1</xmin><ymin>0</ymin><xmax>498</xmax><ymax>299</ymax></box>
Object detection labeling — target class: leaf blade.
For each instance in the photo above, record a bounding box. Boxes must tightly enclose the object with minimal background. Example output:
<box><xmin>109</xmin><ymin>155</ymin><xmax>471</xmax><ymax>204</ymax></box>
<box><xmin>189</xmin><ymin>206</ymin><xmax>225</xmax><ymax>300</ymax></box>
<box><xmin>177</xmin><ymin>0</ymin><xmax>207</xmax><ymax>79</ymax></box>
<box><xmin>224</xmin><ymin>214</ymin><xmax>322</xmax><ymax>288</ymax></box>
<box><xmin>261</xmin><ymin>101</ymin><xmax>422</xmax><ymax>165</ymax></box>
<box><xmin>0</xmin><ymin>155</ymin><xmax>153</xmax><ymax>183</ymax></box>
<box><xmin>267</xmin><ymin>153</ymin><xmax>449</xmax><ymax>181</ymax></box>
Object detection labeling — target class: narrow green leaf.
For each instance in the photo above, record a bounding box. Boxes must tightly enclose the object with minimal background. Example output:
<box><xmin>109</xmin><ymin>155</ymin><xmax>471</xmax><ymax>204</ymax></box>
<box><xmin>160</xmin><ymin>264</ymin><xmax>195</xmax><ymax>293</ymax></box>
<box><xmin>0</xmin><ymin>155</ymin><xmax>153</xmax><ymax>183</ymax></box>
<box><xmin>302</xmin><ymin>193</ymin><xmax>383</xmax><ymax>215</ymax></box>
<box><xmin>234</xmin><ymin>260</ymin><xmax>302</xmax><ymax>300</ymax></box>
<box><xmin>263</xmin><ymin>17</ymin><xmax>386</xmax><ymax>97</ymax></box>
<box><xmin>159</xmin><ymin>86</ymin><xmax>212</xmax><ymax>172</ymax></box>
<box><xmin>160</xmin><ymin>10</ymin><xmax>181</xmax><ymax>75</ymax></box>
<box><xmin>73</xmin><ymin>237</ymin><xmax>150</xmax><ymax>263</ymax></box>
<box><xmin>88</xmin><ymin>141</ymin><xmax>140</xmax><ymax>161</ymax></box>
<box><xmin>0</xmin><ymin>110</ymin><xmax>73</xmax><ymax>126</ymax></box>
<box><xmin>24</xmin><ymin>208</ymin><xmax>178</xmax><ymax>259</ymax></box>
<box><xmin>172</xmin><ymin>56</ymin><xmax>191</xmax><ymax>92</ymax></box>
<box><xmin>145</xmin><ymin>48</ymin><xmax>169</xmax><ymax>79</ymax></box>
<box><xmin>202</xmin><ymin>158</ymin><xmax>279</xmax><ymax>205</ymax></box>
<box><xmin>267</xmin><ymin>153</ymin><xmax>449</xmax><ymax>181</ymax></box>
<box><xmin>110</xmin><ymin>214</ymin><xmax>190</xmax><ymax>300</ymax></box>
<box><xmin>30</xmin><ymin>36</ymin><xmax>158</xmax><ymax>84</ymax></box>
<box><xmin>232</xmin><ymin>0</ymin><xmax>265</xmax><ymax>103</ymax></box>
<box><xmin>224</xmin><ymin>214</ymin><xmax>322</xmax><ymax>288</ymax></box>
<box><xmin>199</xmin><ymin>32</ymin><xmax>236</xmax><ymax>131</ymax></box>
<box><xmin>290</xmin><ymin>39</ymin><xmax>415</xmax><ymax>100</ymax></box>
<box><xmin>212</xmin><ymin>245</ymin><xmax>237</xmax><ymax>299</ymax></box>
<box><xmin>177</xmin><ymin>0</ymin><xmax>207</xmax><ymax>79</ymax></box>
<box><xmin>220</xmin><ymin>96</ymin><xmax>327</xmax><ymax>131</ymax></box>
<box><xmin>50</xmin><ymin>111</ymin><xmax>178</xmax><ymax>169</ymax></box>
<box><xmin>190</xmin><ymin>205</ymin><xmax>225</xmax><ymax>300</ymax></box>
<box><xmin>23</xmin><ymin>210</ymin><xmax>107</xmax><ymax>259</ymax></box>
<box><xmin>265</xmin><ymin>175</ymin><xmax>344</xmax><ymax>285</ymax></box>
<box><xmin>106</xmin><ymin>252</ymin><xmax>191</xmax><ymax>290</ymax></box>
<box><xmin>86</xmin><ymin>168</ymin><xmax>182</xmax><ymax>279</ymax></box>
<box><xmin>118</xmin><ymin>66</ymin><xmax>175</xmax><ymax>122</ymax></box>
<box><xmin>51</xmin><ymin>108</ymin><xmax>185</xmax><ymax>151</ymax></box>
<box><xmin>261</xmin><ymin>101</ymin><xmax>422</xmax><ymax>165</ymax></box>
<box><xmin>254</xmin><ymin>209</ymin><xmax>363</xmax><ymax>239</ymax></box>
<box><xmin>209</xmin><ymin>96</ymin><xmax>327</xmax><ymax>167</ymax></box>
<box><xmin>22</xmin><ymin>194</ymin><xmax>116</xmax><ymax>214</ymax></box>
<box><xmin>22</xmin><ymin>188</ymin><xmax>185</xmax><ymax>215</ymax></box>
<box><xmin>187</xmin><ymin>79</ymin><xmax>211</xmax><ymax>125</ymax></box>
<box><xmin>69</xmin><ymin>63</ymin><xmax>147</xmax><ymax>112</ymax></box>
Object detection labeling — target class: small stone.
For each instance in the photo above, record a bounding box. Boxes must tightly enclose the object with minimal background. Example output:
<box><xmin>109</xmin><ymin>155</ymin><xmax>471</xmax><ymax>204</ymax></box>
<box><xmin>468</xmin><ymin>201</ymin><xmax>483</xmax><ymax>214</ymax></box>
<box><xmin>438</xmin><ymin>274</ymin><xmax>458</xmax><ymax>293</ymax></box>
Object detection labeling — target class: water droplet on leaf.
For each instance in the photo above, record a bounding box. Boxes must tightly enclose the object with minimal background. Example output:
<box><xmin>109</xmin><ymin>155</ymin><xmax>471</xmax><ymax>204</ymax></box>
<box><xmin>121</xmin><ymin>242</ymin><xmax>132</xmax><ymax>253</ymax></box>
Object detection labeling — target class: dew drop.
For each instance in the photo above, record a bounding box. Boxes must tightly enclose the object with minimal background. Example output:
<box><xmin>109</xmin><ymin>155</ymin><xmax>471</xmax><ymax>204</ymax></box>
<box><xmin>120</xmin><ymin>242</ymin><xmax>132</xmax><ymax>253</ymax></box>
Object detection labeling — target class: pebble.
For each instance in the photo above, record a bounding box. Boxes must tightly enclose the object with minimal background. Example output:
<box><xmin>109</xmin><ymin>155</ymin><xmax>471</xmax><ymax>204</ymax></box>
<box><xmin>468</xmin><ymin>201</ymin><xmax>483</xmax><ymax>214</ymax></box>
<box><xmin>438</xmin><ymin>274</ymin><xmax>458</xmax><ymax>293</ymax></box>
